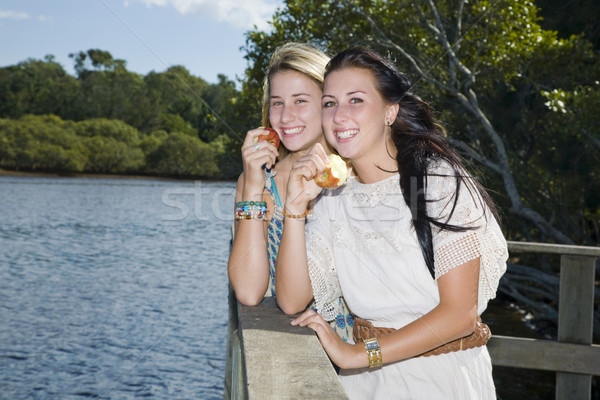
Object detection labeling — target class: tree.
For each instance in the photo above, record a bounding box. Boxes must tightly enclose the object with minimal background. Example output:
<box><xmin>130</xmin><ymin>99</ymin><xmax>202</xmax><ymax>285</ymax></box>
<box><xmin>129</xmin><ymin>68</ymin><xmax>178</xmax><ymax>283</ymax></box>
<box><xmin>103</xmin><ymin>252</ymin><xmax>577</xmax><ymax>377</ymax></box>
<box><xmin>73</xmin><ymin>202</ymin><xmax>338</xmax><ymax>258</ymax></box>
<box><xmin>0</xmin><ymin>114</ymin><xmax>85</xmax><ymax>172</ymax></box>
<box><xmin>146</xmin><ymin>132</ymin><xmax>219</xmax><ymax>177</ymax></box>
<box><xmin>242</xmin><ymin>0</ymin><xmax>599</xmax><ymax>246</ymax></box>
<box><xmin>240</xmin><ymin>0</ymin><xmax>600</xmax><ymax>343</ymax></box>
<box><xmin>143</xmin><ymin>65</ymin><xmax>208</xmax><ymax>133</ymax></box>
<box><xmin>74</xmin><ymin>118</ymin><xmax>140</xmax><ymax>145</ymax></box>
<box><xmin>82</xmin><ymin>135</ymin><xmax>143</xmax><ymax>173</ymax></box>
<box><xmin>69</xmin><ymin>51</ymin><xmax>149</xmax><ymax>128</ymax></box>
<box><xmin>0</xmin><ymin>56</ymin><xmax>78</xmax><ymax>118</ymax></box>
<box><xmin>69</xmin><ymin>49</ymin><xmax>126</xmax><ymax>77</ymax></box>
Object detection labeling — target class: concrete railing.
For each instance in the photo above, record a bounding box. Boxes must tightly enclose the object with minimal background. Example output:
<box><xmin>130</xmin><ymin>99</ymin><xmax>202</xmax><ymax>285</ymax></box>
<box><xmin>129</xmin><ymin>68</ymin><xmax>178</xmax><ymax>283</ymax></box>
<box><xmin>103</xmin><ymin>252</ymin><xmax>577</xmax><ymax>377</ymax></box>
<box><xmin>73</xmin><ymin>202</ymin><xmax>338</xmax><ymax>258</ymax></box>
<box><xmin>224</xmin><ymin>241</ymin><xmax>600</xmax><ymax>399</ymax></box>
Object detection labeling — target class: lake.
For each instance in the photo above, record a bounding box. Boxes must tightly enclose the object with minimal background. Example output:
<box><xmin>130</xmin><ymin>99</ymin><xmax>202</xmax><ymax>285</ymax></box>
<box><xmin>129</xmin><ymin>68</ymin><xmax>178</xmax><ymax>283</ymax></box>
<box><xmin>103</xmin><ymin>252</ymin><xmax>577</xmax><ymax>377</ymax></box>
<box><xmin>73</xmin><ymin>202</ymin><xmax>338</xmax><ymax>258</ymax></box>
<box><xmin>0</xmin><ymin>176</ymin><xmax>236</xmax><ymax>399</ymax></box>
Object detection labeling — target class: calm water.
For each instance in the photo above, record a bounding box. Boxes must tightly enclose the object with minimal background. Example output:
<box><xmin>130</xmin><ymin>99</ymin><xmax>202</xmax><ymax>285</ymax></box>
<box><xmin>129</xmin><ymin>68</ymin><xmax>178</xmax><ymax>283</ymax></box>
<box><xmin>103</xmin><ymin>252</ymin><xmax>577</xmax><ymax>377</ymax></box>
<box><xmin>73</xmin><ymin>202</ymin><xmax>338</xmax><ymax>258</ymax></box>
<box><xmin>0</xmin><ymin>176</ymin><xmax>236</xmax><ymax>399</ymax></box>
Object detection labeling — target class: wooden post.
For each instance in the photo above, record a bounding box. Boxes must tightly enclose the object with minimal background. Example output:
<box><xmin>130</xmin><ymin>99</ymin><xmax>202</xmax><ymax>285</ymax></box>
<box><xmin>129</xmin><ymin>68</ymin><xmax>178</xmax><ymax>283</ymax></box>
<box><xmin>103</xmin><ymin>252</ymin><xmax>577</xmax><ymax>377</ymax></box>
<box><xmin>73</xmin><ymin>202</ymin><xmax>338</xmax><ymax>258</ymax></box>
<box><xmin>224</xmin><ymin>284</ymin><xmax>243</xmax><ymax>400</ymax></box>
<box><xmin>555</xmin><ymin>255</ymin><xmax>596</xmax><ymax>400</ymax></box>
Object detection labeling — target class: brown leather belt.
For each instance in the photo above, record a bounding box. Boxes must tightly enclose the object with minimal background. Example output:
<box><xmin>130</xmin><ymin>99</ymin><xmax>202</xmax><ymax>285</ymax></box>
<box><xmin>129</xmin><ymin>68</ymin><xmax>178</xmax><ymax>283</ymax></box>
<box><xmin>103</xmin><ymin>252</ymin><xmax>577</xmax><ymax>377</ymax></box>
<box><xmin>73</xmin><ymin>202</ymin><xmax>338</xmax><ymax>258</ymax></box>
<box><xmin>353</xmin><ymin>316</ymin><xmax>491</xmax><ymax>357</ymax></box>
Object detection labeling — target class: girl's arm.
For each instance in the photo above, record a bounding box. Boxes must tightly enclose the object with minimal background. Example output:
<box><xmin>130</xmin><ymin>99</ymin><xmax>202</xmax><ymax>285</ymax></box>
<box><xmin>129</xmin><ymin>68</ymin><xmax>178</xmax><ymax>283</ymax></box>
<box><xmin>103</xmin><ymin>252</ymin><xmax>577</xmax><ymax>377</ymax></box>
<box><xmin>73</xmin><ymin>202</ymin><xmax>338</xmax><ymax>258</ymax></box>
<box><xmin>293</xmin><ymin>257</ymin><xmax>480</xmax><ymax>369</ymax></box>
<box><xmin>276</xmin><ymin>144</ymin><xmax>328</xmax><ymax>314</ymax></box>
<box><xmin>227</xmin><ymin>129</ymin><xmax>278</xmax><ymax>306</ymax></box>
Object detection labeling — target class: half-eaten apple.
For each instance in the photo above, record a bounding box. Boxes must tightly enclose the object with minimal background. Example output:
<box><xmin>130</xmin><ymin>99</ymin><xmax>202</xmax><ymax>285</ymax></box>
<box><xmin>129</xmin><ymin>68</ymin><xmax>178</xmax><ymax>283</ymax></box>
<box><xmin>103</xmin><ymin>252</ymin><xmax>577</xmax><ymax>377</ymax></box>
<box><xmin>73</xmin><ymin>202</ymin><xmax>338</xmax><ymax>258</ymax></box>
<box><xmin>253</xmin><ymin>127</ymin><xmax>280</xmax><ymax>149</ymax></box>
<box><xmin>314</xmin><ymin>154</ymin><xmax>348</xmax><ymax>189</ymax></box>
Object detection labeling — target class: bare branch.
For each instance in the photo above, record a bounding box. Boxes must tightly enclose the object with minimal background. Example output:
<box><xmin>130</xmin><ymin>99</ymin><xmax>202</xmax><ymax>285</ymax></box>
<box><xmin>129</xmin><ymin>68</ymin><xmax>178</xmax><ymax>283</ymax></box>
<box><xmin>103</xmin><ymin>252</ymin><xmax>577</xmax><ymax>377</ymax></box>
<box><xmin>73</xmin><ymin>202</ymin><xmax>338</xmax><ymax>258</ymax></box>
<box><xmin>358</xmin><ymin>9</ymin><xmax>455</xmax><ymax>92</ymax></box>
<box><xmin>454</xmin><ymin>89</ymin><xmax>576</xmax><ymax>244</ymax></box>
<box><xmin>357</xmin><ymin>1</ymin><xmax>576</xmax><ymax>244</ymax></box>
<box><xmin>448</xmin><ymin>138</ymin><xmax>503</xmax><ymax>174</ymax></box>
<box><xmin>457</xmin><ymin>0</ymin><xmax>466</xmax><ymax>38</ymax></box>
<box><xmin>424</xmin><ymin>0</ymin><xmax>474</xmax><ymax>83</ymax></box>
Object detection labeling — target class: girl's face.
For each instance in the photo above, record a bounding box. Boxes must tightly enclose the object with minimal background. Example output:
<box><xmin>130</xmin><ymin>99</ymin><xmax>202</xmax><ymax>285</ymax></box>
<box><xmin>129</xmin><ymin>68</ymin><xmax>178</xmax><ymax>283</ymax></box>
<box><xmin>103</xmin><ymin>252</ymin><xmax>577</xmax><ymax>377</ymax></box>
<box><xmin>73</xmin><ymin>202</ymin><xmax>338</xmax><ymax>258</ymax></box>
<box><xmin>321</xmin><ymin>67</ymin><xmax>395</xmax><ymax>162</ymax></box>
<box><xmin>268</xmin><ymin>70</ymin><xmax>324</xmax><ymax>153</ymax></box>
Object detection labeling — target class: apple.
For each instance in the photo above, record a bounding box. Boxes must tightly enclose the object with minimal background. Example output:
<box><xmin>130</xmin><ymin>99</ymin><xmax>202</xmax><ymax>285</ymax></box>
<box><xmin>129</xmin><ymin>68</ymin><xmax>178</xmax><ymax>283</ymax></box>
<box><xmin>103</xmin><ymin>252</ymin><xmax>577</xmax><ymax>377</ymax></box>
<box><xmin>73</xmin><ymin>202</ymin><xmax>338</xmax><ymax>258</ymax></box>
<box><xmin>314</xmin><ymin>154</ymin><xmax>348</xmax><ymax>189</ymax></box>
<box><xmin>253</xmin><ymin>127</ymin><xmax>280</xmax><ymax>149</ymax></box>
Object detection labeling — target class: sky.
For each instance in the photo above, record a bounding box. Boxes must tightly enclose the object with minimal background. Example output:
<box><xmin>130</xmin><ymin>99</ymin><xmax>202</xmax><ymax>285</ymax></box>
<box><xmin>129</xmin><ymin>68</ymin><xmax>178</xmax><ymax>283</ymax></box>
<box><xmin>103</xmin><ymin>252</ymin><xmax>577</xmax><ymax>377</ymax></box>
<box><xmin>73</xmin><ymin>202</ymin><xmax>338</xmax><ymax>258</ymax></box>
<box><xmin>0</xmin><ymin>0</ymin><xmax>283</xmax><ymax>85</ymax></box>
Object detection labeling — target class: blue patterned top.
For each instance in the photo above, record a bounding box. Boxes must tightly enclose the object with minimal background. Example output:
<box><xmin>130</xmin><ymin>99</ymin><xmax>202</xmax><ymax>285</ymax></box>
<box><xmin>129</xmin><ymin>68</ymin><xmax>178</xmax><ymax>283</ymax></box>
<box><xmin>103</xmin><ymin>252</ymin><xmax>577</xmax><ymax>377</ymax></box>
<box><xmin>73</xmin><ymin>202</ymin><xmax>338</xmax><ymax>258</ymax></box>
<box><xmin>264</xmin><ymin>169</ymin><xmax>283</xmax><ymax>297</ymax></box>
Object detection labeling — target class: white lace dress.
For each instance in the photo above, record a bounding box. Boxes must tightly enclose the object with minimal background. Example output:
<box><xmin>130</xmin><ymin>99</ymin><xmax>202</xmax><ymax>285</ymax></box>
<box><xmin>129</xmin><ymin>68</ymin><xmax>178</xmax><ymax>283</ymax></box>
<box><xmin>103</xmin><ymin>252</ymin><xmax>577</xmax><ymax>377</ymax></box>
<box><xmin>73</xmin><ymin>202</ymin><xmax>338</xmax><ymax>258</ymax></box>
<box><xmin>306</xmin><ymin>161</ymin><xmax>508</xmax><ymax>400</ymax></box>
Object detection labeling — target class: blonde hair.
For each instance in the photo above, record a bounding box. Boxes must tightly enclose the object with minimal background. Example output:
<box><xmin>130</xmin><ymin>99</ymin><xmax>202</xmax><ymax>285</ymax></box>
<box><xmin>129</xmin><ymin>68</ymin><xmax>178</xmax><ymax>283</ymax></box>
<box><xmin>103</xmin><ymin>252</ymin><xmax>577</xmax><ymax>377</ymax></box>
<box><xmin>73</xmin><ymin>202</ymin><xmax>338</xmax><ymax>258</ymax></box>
<box><xmin>261</xmin><ymin>43</ymin><xmax>330</xmax><ymax>157</ymax></box>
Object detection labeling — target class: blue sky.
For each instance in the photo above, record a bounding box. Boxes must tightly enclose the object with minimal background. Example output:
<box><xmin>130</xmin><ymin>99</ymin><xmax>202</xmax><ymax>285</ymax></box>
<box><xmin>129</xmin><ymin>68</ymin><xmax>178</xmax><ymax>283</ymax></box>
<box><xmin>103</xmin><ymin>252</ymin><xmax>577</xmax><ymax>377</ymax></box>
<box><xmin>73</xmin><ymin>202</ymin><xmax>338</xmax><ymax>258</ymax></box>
<box><xmin>0</xmin><ymin>0</ymin><xmax>283</xmax><ymax>85</ymax></box>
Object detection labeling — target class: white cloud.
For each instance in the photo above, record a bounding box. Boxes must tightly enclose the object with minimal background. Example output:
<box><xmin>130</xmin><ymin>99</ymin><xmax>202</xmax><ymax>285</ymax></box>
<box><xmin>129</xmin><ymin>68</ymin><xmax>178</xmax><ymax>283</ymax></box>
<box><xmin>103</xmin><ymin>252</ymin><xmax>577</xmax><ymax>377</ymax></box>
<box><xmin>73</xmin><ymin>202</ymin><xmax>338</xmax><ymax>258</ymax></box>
<box><xmin>129</xmin><ymin>0</ymin><xmax>279</xmax><ymax>30</ymax></box>
<box><xmin>0</xmin><ymin>10</ymin><xmax>31</xmax><ymax>20</ymax></box>
<box><xmin>0</xmin><ymin>10</ymin><xmax>51</xmax><ymax>21</ymax></box>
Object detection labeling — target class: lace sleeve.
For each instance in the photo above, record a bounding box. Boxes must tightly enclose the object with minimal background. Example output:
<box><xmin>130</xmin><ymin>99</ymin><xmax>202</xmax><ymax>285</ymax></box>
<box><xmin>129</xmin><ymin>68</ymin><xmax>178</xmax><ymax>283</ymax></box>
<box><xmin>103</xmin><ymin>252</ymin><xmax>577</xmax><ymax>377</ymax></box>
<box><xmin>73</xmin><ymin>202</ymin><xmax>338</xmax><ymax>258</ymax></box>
<box><xmin>305</xmin><ymin>201</ymin><xmax>342</xmax><ymax>322</ymax></box>
<box><xmin>427</xmin><ymin>161</ymin><xmax>508</xmax><ymax>311</ymax></box>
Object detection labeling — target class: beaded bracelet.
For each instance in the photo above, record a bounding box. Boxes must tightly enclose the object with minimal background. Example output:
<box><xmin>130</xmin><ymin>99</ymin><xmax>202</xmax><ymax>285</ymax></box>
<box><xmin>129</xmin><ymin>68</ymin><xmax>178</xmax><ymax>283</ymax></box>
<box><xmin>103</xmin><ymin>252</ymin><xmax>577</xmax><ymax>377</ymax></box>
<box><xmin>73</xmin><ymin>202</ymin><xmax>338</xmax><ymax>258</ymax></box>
<box><xmin>235</xmin><ymin>201</ymin><xmax>268</xmax><ymax>221</ymax></box>
<box><xmin>282</xmin><ymin>208</ymin><xmax>309</xmax><ymax>219</ymax></box>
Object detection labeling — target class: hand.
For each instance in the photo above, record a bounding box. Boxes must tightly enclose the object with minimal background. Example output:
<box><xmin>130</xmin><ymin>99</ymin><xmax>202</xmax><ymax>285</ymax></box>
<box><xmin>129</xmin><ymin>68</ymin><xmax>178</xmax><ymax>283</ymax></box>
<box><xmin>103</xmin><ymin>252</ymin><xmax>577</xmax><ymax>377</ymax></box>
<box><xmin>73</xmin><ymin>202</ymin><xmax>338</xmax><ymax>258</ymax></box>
<box><xmin>285</xmin><ymin>144</ymin><xmax>329</xmax><ymax>213</ymax></box>
<box><xmin>292</xmin><ymin>309</ymin><xmax>364</xmax><ymax>369</ymax></box>
<box><xmin>241</xmin><ymin>128</ymin><xmax>279</xmax><ymax>193</ymax></box>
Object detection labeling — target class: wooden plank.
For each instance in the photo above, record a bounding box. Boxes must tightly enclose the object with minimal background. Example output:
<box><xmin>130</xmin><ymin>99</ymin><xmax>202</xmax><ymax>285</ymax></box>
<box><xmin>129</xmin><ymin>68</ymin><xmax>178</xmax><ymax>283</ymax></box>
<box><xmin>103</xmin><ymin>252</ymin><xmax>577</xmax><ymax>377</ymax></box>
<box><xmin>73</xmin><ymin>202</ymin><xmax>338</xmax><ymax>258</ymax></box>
<box><xmin>556</xmin><ymin>372</ymin><xmax>591</xmax><ymax>400</ymax></box>
<box><xmin>238</xmin><ymin>297</ymin><xmax>349</xmax><ymax>400</ymax></box>
<box><xmin>506</xmin><ymin>241</ymin><xmax>600</xmax><ymax>257</ymax></box>
<box><xmin>224</xmin><ymin>285</ymin><xmax>237</xmax><ymax>399</ymax></box>
<box><xmin>558</xmin><ymin>256</ymin><xmax>595</xmax><ymax>344</ymax></box>
<box><xmin>556</xmin><ymin>255</ymin><xmax>596</xmax><ymax>400</ymax></box>
<box><xmin>487</xmin><ymin>336</ymin><xmax>600</xmax><ymax>375</ymax></box>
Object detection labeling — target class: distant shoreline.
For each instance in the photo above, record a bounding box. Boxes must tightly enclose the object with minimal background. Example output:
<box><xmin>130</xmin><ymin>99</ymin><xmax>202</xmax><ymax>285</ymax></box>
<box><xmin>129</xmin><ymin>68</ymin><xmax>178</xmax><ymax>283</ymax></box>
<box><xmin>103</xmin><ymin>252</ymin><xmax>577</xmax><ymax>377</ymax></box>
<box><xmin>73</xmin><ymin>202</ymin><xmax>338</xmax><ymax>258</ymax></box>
<box><xmin>0</xmin><ymin>169</ymin><xmax>231</xmax><ymax>182</ymax></box>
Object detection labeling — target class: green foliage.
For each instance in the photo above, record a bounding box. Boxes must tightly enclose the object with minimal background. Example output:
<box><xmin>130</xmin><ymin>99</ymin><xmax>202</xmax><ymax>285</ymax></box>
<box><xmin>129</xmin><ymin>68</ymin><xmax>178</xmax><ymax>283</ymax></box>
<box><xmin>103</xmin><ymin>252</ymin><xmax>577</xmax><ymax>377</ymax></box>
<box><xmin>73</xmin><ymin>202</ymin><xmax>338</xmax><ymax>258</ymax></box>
<box><xmin>0</xmin><ymin>49</ymin><xmax>250</xmax><ymax>179</ymax></box>
<box><xmin>0</xmin><ymin>114</ymin><xmax>222</xmax><ymax>178</ymax></box>
<box><xmin>241</xmin><ymin>0</ymin><xmax>599</xmax><ymax>244</ymax></box>
<box><xmin>146</xmin><ymin>132</ymin><xmax>220</xmax><ymax>177</ymax></box>
<box><xmin>0</xmin><ymin>56</ymin><xmax>78</xmax><ymax>118</ymax></box>
<box><xmin>156</xmin><ymin>113</ymin><xmax>197</xmax><ymax>136</ymax></box>
<box><xmin>0</xmin><ymin>114</ymin><xmax>84</xmax><ymax>171</ymax></box>
<box><xmin>536</xmin><ymin>0</ymin><xmax>600</xmax><ymax>49</ymax></box>
<box><xmin>74</xmin><ymin>118</ymin><xmax>140</xmax><ymax>144</ymax></box>
<box><xmin>81</xmin><ymin>136</ymin><xmax>143</xmax><ymax>173</ymax></box>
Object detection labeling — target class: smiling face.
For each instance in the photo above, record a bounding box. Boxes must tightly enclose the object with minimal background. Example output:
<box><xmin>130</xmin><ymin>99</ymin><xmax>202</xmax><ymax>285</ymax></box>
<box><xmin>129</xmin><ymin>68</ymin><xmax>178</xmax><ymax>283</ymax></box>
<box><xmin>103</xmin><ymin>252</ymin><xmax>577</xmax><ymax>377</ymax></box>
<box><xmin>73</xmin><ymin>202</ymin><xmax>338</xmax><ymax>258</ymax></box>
<box><xmin>321</xmin><ymin>67</ymin><xmax>397</xmax><ymax>164</ymax></box>
<box><xmin>268</xmin><ymin>69</ymin><xmax>324</xmax><ymax>153</ymax></box>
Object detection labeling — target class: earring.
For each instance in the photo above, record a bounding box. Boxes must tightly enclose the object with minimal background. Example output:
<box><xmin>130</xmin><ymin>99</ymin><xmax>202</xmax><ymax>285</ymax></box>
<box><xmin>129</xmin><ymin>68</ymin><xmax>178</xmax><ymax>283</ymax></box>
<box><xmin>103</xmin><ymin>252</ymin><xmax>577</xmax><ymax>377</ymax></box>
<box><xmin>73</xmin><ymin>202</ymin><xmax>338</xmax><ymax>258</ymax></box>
<box><xmin>386</xmin><ymin>120</ymin><xmax>392</xmax><ymax>126</ymax></box>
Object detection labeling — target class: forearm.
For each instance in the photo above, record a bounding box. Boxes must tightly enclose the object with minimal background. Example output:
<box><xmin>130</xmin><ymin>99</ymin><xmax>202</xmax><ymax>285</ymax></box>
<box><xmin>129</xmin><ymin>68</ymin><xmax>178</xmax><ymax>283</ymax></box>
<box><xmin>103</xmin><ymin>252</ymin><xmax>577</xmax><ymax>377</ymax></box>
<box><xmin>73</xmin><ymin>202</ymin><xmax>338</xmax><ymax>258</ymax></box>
<box><xmin>228</xmin><ymin>219</ymin><xmax>270</xmax><ymax>306</ymax></box>
<box><xmin>375</xmin><ymin>302</ymin><xmax>477</xmax><ymax>364</ymax></box>
<box><xmin>275</xmin><ymin>216</ymin><xmax>314</xmax><ymax>315</ymax></box>
<box><xmin>228</xmin><ymin>176</ymin><xmax>271</xmax><ymax>306</ymax></box>
<box><xmin>361</xmin><ymin>259</ymin><xmax>480</xmax><ymax>366</ymax></box>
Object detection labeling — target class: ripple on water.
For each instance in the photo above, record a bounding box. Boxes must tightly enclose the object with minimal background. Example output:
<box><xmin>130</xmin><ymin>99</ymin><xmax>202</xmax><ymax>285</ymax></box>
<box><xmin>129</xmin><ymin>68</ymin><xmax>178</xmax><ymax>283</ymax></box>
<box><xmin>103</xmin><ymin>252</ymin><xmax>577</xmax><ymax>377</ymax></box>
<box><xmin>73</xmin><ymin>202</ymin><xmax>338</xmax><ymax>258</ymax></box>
<box><xmin>0</xmin><ymin>177</ymin><xmax>235</xmax><ymax>399</ymax></box>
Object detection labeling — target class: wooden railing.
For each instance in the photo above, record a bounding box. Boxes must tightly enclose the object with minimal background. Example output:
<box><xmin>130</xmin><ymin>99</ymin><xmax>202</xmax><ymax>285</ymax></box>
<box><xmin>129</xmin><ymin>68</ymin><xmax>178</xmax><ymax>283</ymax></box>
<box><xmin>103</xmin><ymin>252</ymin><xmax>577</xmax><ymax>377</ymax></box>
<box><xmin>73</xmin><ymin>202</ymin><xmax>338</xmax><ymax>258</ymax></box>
<box><xmin>224</xmin><ymin>293</ymin><xmax>348</xmax><ymax>399</ymax></box>
<box><xmin>224</xmin><ymin>241</ymin><xmax>600</xmax><ymax>399</ymax></box>
<box><xmin>487</xmin><ymin>241</ymin><xmax>600</xmax><ymax>400</ymax></box>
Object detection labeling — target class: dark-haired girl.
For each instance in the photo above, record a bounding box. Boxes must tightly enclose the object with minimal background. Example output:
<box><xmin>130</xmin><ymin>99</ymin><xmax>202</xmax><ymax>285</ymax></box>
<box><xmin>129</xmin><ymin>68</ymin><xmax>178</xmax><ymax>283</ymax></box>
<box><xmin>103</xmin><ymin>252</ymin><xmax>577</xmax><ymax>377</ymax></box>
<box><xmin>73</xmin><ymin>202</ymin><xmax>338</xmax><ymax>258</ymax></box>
<box><xmin>276</xmin><ymin>47</ymin><xmax>508</xmax><ymax>399</ymax></box>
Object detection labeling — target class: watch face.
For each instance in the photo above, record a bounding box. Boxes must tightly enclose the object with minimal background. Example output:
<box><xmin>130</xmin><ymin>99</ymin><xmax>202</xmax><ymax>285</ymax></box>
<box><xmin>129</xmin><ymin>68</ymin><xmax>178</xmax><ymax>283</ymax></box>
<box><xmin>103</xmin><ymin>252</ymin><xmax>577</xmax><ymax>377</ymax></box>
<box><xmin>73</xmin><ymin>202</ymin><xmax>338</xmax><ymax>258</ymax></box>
<box><xmin>365</xmin><ymin>338</ymin><xmax>379</xmax><ymax>350</ymax></box>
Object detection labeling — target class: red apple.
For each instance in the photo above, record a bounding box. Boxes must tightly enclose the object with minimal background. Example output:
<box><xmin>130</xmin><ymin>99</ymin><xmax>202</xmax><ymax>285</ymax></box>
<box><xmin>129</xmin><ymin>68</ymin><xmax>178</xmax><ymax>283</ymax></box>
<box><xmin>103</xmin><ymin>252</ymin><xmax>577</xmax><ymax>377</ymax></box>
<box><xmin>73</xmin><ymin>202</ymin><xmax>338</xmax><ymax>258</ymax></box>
<box><xmin>314</xmin><ymin>154</ymin><xmax>348</xmax><ymax>189</ymax></box>
<box><xmin>254</xmin><ymin>127</ymin><xmax>280</xmax><ymax>149</ymax></box>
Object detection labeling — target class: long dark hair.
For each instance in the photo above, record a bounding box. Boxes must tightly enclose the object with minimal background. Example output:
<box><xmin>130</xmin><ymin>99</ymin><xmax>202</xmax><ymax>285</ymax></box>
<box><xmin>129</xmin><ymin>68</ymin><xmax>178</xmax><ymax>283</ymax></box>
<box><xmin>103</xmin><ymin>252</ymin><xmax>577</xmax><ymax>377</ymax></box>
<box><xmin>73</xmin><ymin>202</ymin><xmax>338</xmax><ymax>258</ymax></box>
<box><xmin>325</xmin><ymin>47</ymin><xmax>498</xmax><ymax>278</ymax></box>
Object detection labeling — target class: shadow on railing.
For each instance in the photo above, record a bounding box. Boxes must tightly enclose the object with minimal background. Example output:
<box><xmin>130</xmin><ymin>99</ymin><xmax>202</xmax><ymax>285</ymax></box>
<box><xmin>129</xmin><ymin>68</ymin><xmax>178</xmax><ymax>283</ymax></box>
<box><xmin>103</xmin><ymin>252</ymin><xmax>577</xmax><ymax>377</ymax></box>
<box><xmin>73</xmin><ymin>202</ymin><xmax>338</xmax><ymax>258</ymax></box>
<box><xmin>224</xmin><ymin>241</ymin><xmax>600</xmax><ymax>400</ymax></box>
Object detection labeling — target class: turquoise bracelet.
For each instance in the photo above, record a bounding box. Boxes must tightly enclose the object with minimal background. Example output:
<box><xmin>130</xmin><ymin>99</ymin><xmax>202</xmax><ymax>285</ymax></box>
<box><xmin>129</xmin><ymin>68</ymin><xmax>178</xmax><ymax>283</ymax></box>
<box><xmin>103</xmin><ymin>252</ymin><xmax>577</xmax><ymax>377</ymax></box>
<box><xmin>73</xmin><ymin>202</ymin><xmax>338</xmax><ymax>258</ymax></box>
<box><xmin>235</xmin><ymin>201</ymin><xmax>268</xmax><ymax>221</ymax></box>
